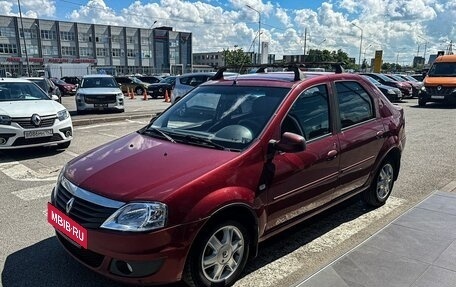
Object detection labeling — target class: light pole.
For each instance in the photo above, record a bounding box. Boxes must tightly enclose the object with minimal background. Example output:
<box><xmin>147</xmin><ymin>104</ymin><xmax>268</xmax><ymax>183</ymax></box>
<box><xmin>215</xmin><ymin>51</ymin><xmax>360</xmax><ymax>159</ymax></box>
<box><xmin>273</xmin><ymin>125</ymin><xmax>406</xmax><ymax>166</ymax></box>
<box><xmin>352</xmin><ymin>23</ymin><xmax>363</xmax><ymax>68</ymax></box>
<box><xmin>246</xmin><ymin>5</ymin><xmax>260</xmax><ymax>64</ymax></box>
<box><xmin>418</xmin><ymin>35</ymin><xmax>429</xmax><ymax>63</ymax></box>
<box><xmin>17</xmin><ymin>0</ymin><xmax>30</xmax><ymax>76</ymax></box>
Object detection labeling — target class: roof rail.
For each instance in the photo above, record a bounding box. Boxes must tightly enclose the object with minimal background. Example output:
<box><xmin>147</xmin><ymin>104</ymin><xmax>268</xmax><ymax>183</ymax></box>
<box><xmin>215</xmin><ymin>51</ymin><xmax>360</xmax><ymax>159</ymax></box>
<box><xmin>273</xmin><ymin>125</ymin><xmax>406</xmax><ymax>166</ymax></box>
<box><xmin>212</xmin><ymin>61</ymin><xmax>345</xmax><ymax>81</ymax></box>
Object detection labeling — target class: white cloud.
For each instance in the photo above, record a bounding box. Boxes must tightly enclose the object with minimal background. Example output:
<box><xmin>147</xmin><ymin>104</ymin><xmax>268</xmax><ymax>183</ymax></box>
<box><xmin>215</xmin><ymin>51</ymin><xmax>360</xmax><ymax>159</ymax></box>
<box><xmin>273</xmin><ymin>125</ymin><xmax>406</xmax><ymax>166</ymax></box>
<box><xmin>8</xmin><ymin>0</ymin><xmax>456</xmax><ymax>64</ymax></box>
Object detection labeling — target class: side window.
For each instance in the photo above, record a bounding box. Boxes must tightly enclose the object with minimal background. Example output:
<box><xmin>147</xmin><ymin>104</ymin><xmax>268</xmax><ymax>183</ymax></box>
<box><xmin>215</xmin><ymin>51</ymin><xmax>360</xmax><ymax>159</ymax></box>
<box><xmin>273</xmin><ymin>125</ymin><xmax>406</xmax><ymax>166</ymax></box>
<box><xmin>335</xmin><ymin>81</ymin><xmax>374</xmax><ymax>129</ymax></box>
<box><xmin>282</xmin><ymin>84</ymin><xmax>330</xmax><ymax>140</ymax></box>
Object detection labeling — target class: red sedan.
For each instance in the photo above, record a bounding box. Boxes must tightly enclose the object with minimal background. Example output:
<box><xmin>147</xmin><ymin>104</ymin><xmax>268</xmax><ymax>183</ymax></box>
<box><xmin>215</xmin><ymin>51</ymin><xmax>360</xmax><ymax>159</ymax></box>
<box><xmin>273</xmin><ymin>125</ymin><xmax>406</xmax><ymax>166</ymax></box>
<box><xmin>48</xmin><ymin>66</ymin><xmax>406</xmax><ymax>286</ymax></box>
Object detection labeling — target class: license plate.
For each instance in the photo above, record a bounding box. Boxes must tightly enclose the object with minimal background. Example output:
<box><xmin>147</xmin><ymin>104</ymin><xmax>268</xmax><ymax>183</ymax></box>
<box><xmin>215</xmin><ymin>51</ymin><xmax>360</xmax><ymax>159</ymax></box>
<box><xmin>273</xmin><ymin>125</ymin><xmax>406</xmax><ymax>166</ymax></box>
<box><xmin>47</xmin><ymin>202</ymin><xmax>88</xmax><ymax>249</ymax></box>
<box><xmin>94</xmin><ymin>104</ymin><xmax>108</xmax><ymax>108</ymax></box>
<box><xmin>431</xmin><ymin>95</ymin><xmax>445</xmax><ymax>99</ymax></box>
<box><xmin>24</xmin><ymin>129</ymin><xmax>53</xmax><ymax>139</ymax></box>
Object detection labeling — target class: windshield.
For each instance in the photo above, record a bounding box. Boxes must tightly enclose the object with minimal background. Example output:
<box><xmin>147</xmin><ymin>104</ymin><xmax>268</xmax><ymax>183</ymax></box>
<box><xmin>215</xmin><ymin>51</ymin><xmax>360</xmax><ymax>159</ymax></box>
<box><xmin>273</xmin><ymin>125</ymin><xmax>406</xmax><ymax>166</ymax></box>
<box><xmin>131</xmin><ymin>77</ymin><xmax>145</xmax><ymax>84</ymax></box>
<box><xmin>428</xmin><ymin>62</ymin><xmax>456</xmax><ymax>77</ymax></box>
<box><xmin>80</xmin><ymin>77</ymin><xmax>118</xmax><ymax>88</ymax></box>
<box><xmin>52</xmin><ymin>78</ymin><xmax>67</xmax><ymax>85</ymax></box>
<box><xmin>160</xmin><ymin>76</ymin><xmax>176</xmax><ymax>85</ymax></box>
<box><xmin>363</xmin><ymin>76</ymin><xmax>380</xmax><ymax>85</ymax></box>
<box><xmin>147</xmin><ymin>85</ymin><xmax>289</xmax><ymax>151</ymax></box>
<box><xmin>0</xmin><ymin>82</ymin><xmax>50</xmax><ymax>102</ymax></box>
<box><xmin>388</xmin><ymin>75</ymin><xmax>405</xmax><ymax>82</ymax></box>
<box><xmin>28</xmin><ymin>79</ymin><xmax>47</xmax><ymax>91</ymax></box>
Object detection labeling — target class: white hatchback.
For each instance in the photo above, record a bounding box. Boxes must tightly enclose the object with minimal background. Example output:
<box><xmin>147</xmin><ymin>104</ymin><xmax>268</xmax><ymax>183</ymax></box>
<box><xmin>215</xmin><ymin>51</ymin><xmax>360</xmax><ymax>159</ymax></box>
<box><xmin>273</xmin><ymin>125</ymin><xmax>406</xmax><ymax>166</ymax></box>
<box><xmin>0</xmin><ymin>78</ymin><xmax>73</xmax><ymax>149</ymax></box>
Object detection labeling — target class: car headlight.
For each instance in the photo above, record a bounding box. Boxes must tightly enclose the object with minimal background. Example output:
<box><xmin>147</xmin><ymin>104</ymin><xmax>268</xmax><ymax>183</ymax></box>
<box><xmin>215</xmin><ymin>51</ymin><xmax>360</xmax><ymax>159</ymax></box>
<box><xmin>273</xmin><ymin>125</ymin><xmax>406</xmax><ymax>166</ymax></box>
<box><xmin>57</xmin><ymin>109</ymin><xmax>69</xmax><ymax>121</ymax></box>
<box><xmin>0</xmin><ymin>115</ymin><xmax>11</xmax><ymax>125</ymax></box>
<box><xmin>76</xmin><ymin>93</ymin><xmax>84</xmax><ymax>99</ymax></box>
<box><xmin>101</xmin><ymin>202</ymin><xmax>167</xmax><ymax>232</ymax></box>
<box><xmin>116</xmin><ymin>92</ymin><xmax>124</xmax><ymax>97</ymax></box>
<box><xmin>421</xmin><ymin>86</ymin><xmax>426</xmax><ymax>92</ymax></box>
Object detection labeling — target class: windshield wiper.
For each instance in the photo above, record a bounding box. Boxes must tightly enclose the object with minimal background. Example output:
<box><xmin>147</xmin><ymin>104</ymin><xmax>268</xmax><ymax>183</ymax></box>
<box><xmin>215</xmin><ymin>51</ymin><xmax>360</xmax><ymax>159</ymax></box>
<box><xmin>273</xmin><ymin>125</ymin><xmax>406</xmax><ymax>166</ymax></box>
<box><xmin>180</xmin><ymin>134</ymin><xmax>228</xmax><ymax>150</ymax></box>
<box><xmin>141</xmin><ymin>127</ymin><xmax>176</xmax><ymax>143</ymax></box>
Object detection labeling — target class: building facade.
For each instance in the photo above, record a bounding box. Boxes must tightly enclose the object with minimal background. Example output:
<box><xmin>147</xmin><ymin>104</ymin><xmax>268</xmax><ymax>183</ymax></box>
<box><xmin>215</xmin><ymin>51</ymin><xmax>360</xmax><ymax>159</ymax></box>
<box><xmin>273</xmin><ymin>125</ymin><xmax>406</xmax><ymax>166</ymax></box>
<box><xmin>0</xmin><ymin>15</ymin><xmax>192</xmax><ymax>76</ymax></box>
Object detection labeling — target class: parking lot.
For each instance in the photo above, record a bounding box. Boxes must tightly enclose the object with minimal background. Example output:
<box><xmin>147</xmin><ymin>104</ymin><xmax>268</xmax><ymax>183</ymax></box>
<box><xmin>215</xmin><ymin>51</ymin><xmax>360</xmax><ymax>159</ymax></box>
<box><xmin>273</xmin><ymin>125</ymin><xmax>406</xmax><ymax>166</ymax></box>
<box><xmin>0</xmin><ymin>98</ymin><xmax>455</xmax><ymax>287</ymax></box>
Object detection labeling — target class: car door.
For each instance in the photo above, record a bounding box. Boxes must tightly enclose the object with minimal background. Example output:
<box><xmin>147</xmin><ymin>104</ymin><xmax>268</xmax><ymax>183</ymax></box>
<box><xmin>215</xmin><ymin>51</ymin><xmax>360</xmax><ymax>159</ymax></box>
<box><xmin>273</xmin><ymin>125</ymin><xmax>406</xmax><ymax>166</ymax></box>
<box><xmin>266</xmin><ymin>84</ymin><xmax>340</xmax><ymax>231</ymax></box>
<box><xmin>332</xmin><ymin>80</ymin><xmax>386</xmax><ymax>199</ymax></box>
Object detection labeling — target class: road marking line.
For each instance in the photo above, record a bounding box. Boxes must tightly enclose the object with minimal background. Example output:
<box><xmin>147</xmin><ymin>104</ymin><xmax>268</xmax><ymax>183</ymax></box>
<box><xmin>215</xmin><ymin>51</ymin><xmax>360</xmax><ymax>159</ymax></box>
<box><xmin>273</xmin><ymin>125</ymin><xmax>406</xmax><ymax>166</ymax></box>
<box><xmin>64</xmin><ymin>150</ymin><xmax>80</xmax><ymax>158</ymax></box>
<box><xmin>75</xmin><ymin>121</ymin><xmax>129</xmax><ymax>130</ymax></box>
<box><xmin>234</xmin><ymin>196</ymin><xmax>406</xmax><ymax>287</ymax></box>
<box><xmin>12</xmin><ymin>183</ymin><xmax>55</xmax><ymax>201</ymax></box>
<box><xmin>0</xmin><ymin>161</ymin><xmax>58</xmax><ymax>181</ymax></box>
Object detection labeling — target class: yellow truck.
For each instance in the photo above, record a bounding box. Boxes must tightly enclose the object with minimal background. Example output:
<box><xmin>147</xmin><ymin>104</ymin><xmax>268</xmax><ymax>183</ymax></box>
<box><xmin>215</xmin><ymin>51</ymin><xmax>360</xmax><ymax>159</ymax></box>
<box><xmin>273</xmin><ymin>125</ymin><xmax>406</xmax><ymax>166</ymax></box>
<box><xmin>419</xmin><ymin>54</ymin><xmax>456</xmax><ymax>106</ymax></box>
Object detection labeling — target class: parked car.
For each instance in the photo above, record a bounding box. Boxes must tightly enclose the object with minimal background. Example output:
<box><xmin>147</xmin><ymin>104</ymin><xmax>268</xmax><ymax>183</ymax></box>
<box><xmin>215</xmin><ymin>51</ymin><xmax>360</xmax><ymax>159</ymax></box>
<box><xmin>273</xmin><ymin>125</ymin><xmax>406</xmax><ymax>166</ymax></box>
<box><xmin>61</xmin><ymin>76</ymin><xmax>82</xmax><ymax>87</ymax></box>
<box><xmin>136</xmin><ymin>75</ymin><xmax>163</xmax><ymax>84</ymax></box>
<box><xmin>360</xmin><ymin>73</ymin><xmax>413</xmax><ymax>98</ymax></box>
<box><xmin>172</xmin><ymin>72</ymin><xmax>237</xmax><ymax>103</ymax></box>
<box><xmin>23</xmin><ymin>77</ymin><xmax>62</xmax><ymax>103</ymax></box>
<box><xmin>384</xmin><ymin>74</ymin><xmax>421</xmax><ymax>98</ymax></box>
<box><xmin>419</xmin><ymin>54</ymin><xmax>456</xmax><ymax>107</ymax></box>
<box><xmin>410</xmin><ymin>74</ymin><xmax>424</xmax><ymax>81</ymax></box>
<box><xmin>147</xmin><ymin>76</ymin><xmax>176</xmax><ymax>99</ymax></box>
<box><xmin>50</xmin><ymin>77</ymin><xmax>77</xmax><ymax>96</ymax></box>
<box><xmin>115</xmin><ymin>76</ymin><xmax>150</xmax><ymax>95</ymax></box>
<box><xmin>0</xmin><ymin>77</ymin><xmax>72</xmax><ymax>149</ymax></box>
<box><xmin>394</xmin><ymin>74</ymin><xmax>423</xmax><ymax>97</ymax></box>
<box><xmin>48</xmin><ymin>67</ymin><xmax>405</xmax><ymax>287</ymax></box>
<box><xmin>361</xmin><ymin>75</ymin><xmax>402</xmax><ymax>102</ymax></box>
<box><xmin>75</xmin><ymin>74</ymin><xmax>125</xmax><ymax>114</ymax></box>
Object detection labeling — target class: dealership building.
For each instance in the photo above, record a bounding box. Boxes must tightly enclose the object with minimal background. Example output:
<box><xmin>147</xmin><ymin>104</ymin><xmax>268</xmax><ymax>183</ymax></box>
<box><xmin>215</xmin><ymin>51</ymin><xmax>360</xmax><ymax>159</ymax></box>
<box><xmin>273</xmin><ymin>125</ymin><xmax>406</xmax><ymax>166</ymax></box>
<box><xmin>0</xmin><ymin>15</ymin><xmax>192</xmax><ymax>76</ymax></box>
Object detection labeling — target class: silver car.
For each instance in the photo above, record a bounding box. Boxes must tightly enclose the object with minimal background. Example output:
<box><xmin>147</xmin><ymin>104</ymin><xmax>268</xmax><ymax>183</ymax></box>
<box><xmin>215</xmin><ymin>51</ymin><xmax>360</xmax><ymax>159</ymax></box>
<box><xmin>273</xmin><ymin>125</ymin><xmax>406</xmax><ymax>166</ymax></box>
<box><xmin>171</xmin><ymin>72</ymin><xmax>238</xmax><ymax>103</ymax></box>
<box><xmin>75</xmin><ymin>75</ymin><xmax>125</xmax><ymax>113</ymax></box>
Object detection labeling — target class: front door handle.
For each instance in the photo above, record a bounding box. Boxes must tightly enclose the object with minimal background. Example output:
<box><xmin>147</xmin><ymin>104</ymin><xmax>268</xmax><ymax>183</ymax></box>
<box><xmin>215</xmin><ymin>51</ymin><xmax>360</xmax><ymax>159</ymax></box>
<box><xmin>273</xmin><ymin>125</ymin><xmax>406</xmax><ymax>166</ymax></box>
<box><xmin>326</xmin><ymin>149</ymin><xmax>338</xmax><ymax>160</ymax></box>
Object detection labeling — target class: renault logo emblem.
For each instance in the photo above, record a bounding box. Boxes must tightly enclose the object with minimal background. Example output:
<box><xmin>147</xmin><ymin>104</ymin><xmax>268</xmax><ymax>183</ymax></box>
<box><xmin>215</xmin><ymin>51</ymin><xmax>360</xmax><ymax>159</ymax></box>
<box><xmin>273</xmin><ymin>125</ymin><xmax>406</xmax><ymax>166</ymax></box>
<box><xmin>437</xmin><ymin>86</ymin><xmax>442</xmax><ymax>91</ymax></box>
<box><xmin>31</xmin><ymin>114</ymin><xmax>41</xmax><ymax>127</ymax></box>
<box><xmin>66</xmin><ymin>197</ymin><xmax>75</xmax><ymax>214</ymax></box>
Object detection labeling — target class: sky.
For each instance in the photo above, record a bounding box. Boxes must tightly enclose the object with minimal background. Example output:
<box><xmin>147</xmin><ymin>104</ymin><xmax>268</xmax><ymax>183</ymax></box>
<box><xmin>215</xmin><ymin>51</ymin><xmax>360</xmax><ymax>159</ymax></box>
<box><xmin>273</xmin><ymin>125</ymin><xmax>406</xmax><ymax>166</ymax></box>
<box><xmin>2</xmin><ymin>0</ymin><xmax>455</xmax><ymax>65</ymax></box>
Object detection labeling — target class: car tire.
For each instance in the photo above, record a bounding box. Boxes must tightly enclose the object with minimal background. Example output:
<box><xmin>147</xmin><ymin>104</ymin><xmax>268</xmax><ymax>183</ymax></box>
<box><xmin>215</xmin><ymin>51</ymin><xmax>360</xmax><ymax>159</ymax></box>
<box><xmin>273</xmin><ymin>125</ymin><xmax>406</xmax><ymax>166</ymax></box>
<box><xmin>183</xmin><ymin>220</ymin><xmax>250</xmax><ymax>287</ymax></box>
<box><xmin>135</xmin><ymin>87</ymin><xmax>143</xmax><ymax>95</ymax></box>
<box><xmin>363</xmin><ymin>159</ymin><xmax>395</xmax><ymax>207</ymax></box>
<box><xmin>418</xmin><ymin>98</ymin><xmax>426</xmax><ymax>107</ymax></box>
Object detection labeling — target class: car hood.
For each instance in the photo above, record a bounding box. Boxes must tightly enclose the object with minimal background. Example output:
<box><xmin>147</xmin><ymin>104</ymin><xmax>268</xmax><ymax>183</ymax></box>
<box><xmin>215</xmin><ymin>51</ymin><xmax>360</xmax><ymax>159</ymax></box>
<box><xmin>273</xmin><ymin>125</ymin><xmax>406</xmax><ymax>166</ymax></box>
<box><xmin>424</xmin><ymin>77</ymin><xmax>456</xmax><ymax>86</ymax></box>
<box><xmin>77</xmin><ymin>88</ymin><xmax>122</xmax><ymax>95</ymax></box>
<box><xmin>64</xmin><ymin>133</ymin><xmax>239</xmax><ymax>202</ymax></box>
<box><xmin>0</xmin><ymin>100</ymin><xmax>65</xmax><ymax>117</ymax></box>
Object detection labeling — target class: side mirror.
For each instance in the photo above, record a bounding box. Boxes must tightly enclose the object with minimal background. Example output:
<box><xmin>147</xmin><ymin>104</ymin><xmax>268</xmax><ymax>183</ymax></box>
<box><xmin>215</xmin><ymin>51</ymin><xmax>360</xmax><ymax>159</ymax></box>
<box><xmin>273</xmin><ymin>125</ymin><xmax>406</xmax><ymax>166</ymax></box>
<box><xmin>51</xmin><ymin>94</ymin><xmax>59</xmax><ymax>101</ymax></box>
<box><xmin>270</xmin><ymin>132</ymin><xmax>306</xmax><ymax>153</ymax></box>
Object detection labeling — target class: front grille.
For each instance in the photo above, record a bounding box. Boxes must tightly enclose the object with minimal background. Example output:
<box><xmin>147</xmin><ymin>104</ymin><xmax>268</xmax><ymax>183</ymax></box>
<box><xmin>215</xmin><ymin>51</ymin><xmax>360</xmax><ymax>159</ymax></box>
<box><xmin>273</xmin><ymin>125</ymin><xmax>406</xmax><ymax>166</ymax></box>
<box><xmin>57</xmin><ymin>233</ymin><xmax>104</xmax><ymax>268</ymax></box>
<box><xmin>12</xmin><ymin>134</ymin><xmax>63</xmax><ymax>146</ymax></box>
<box><xmin>12</xmin><ymin>115</ymin><xmax>56</xmax><ymax>129</ymax></box>
<box><xmin>84</xmin><ymin>94</ymin><xmax>117</xmax><ymax>104</ymax></box>
<box><xmin>54</xmin><ymin>183</ymin><xmax>117</xmax><ymax>228</ymax></box>
<box><xmin>426</xmin><ymin>86</ymin><xmax>456</xmax><ymax>96</ymax></box>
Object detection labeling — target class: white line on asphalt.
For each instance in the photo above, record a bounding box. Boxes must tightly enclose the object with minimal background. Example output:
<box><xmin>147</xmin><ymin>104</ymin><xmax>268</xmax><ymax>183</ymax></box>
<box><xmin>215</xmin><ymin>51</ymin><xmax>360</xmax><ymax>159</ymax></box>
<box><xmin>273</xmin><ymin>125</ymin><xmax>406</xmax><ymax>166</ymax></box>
<box><xmin>233</xmin><ymin>196</ymin><xmax>406</xmax><ymax>287</ymax></box>
<box><xmin>126</xmin><ymin>119</ymin><xmax>148</xmax><ymax>124</ymax></box>
<box><xmin>75</xmin><ymin>122</ymin><xmax>124</xmax><ymax>130</ymax></box>
<box><xmin>0</xmin><ymin>161</ymin><xmax>58</xmax><ymax>181</ymax></box>
<box><xmin>64</xmin><ymin>150</ymin><xmax>80</xmax><ymax>158</ymax></box>
<box><xmin>11</xmin><ymin>183</ymin><xmax>55</xmax><ymax>201</ymax></box>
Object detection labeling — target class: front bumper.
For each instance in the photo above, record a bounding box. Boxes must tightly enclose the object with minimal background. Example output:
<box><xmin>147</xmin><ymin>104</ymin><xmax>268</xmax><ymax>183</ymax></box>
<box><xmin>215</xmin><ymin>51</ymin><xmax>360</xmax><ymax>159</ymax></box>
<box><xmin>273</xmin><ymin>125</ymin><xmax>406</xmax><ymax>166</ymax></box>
<box><xmin>55</xmin><ymin>218</ymin><xmax>204</xmax><ymax>285</ymax></box>
<box><xmin>0</xmin><ymin>117</ymin><xmax>73</xmax><ymax>149</ymax></box>
<box><xmin>420</xmin><ymin>87</ymin><xmax>456</xmax><ymax>104</ymax></box>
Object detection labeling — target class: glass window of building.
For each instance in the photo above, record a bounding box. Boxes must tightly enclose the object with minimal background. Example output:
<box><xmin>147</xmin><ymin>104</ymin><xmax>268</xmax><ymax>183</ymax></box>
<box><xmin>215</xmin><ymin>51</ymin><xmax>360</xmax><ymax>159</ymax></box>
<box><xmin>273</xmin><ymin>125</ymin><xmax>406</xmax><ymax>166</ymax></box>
<box><xmin>60</xmin><ymin>31</ymin><xmax>75</xmax><ymax>41</ymax></box>
<box><xmin>96</xmin><ymin>48</ymin><xmax>107</xmax><ymax>56</ymax></box>
<box><xmin>62</xmin><ymin>46</ymin><xmax>76</xmax><ymax>56</ymax></box>
<box><xmin>79</xmin><ymin>47</ymin><xmax>93</xmax><ymax>57</ymax></box>
<box><xmin>0</xmin><ymin>27</ymin><xmax>15</xmax><ymax>37</ymax></box>
<box><xmin>127</xmin><ymin>49</ymin><xmax>135</xmax><ymax>58</ymax></box>
<box><xmin>42</xmin><ymin>45</ymin><xmax>58</xmax><ymax>56</ymax></box>
<box><xmin>0</xmin><ymin>44</ymin><xmax>18</xmax><ymax>54</ymax></box>
<box><xmin>112</xmin><ymin>48</ymin><xmax>121</xmax><ymax>57</ymax></box>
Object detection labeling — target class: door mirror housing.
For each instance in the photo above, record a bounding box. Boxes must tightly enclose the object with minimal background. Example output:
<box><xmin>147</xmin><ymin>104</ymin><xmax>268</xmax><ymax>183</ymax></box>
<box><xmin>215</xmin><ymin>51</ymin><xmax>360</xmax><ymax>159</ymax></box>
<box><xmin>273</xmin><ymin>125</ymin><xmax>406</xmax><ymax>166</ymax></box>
<box><xmin>270</xmin><ymin>132</ymin><xmax>306</xmax><ymax>153</ymax></box>
<box><xmin>51</xmin><ymin>94</ymin><xmax>59</xmax><ymax>101</ymax></box>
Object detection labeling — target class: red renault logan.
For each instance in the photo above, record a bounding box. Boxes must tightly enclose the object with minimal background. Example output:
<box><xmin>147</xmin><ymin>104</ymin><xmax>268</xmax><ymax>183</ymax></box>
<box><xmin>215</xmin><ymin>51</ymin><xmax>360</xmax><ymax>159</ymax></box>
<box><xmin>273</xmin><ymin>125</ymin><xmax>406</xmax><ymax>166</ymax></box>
<box><xmin>48</xmin><ymin>66</ymin><xmax>405</xmax><ymax>287</ymax></box>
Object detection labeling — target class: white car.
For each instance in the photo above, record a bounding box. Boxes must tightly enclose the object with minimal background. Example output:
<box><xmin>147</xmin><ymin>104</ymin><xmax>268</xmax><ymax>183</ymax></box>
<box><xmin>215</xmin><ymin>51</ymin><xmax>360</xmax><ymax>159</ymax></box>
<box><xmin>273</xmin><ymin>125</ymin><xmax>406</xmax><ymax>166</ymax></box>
<box><xmin>76</xmin><ymin>75</ymin><xmax>125</xmax><ymax>113</ymax></box>
<box><xmin>0</xmin><ymin>78</ymin><xmax>73</xmax><ymax>149</ymax></box>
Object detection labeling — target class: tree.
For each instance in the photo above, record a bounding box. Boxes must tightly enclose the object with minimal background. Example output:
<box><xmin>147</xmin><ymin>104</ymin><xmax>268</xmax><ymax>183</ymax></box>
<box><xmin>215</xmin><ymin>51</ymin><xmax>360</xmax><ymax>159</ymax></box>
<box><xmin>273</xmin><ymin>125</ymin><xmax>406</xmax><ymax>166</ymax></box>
<box><xmin>224</xmin><ymin>48</ymin><xmax>252</xmax><ymax>67</ymax></box>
